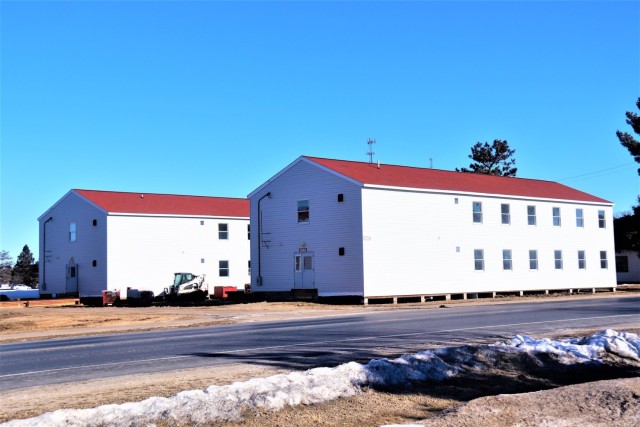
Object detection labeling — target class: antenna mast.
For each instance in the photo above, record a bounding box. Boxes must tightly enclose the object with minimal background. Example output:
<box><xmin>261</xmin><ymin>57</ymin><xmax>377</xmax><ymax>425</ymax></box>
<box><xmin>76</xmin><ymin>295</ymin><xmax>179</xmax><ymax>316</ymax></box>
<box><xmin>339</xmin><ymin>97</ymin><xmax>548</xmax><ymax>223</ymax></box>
<box><xmin>366</xmin><ymin>138</ymin><xmax>376</xmax><ymax>163</ymax></box>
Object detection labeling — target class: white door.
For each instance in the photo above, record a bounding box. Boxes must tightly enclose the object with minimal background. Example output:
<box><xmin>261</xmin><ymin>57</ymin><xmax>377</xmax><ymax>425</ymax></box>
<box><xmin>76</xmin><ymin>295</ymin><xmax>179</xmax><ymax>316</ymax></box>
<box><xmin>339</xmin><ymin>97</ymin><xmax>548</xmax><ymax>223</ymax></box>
<box><xmin>66</xmin><ymin>264</ymin><xmax>78</xmax><ymax>293</ymax></box>
<box><xmin>294</xmin><ymin>252</ymin><xmax>315</xmax><ymax>289</ymax></box>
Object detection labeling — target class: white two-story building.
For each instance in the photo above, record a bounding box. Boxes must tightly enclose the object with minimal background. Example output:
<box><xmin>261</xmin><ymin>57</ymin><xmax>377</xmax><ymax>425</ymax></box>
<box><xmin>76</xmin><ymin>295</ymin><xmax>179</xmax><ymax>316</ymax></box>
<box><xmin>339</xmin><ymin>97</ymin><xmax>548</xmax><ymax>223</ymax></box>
<box><xmin>38</xmin><ymin>190</ymin><xmax>250</xmax><ymax>303</ymax></box>
<box><xmin>248</xmin><ymin>156</ymin><xmax>616</xmax><ymax>302</ymax></box>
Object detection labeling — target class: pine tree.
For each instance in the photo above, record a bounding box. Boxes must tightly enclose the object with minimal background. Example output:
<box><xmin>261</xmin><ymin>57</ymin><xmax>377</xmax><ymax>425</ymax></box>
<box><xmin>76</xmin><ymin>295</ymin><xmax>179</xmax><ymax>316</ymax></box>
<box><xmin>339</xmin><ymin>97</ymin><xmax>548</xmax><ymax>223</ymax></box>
<box><xmin>0</xmin><ymin>250</ymin><xmax>12</xmax><ymax>284</ymax></box>
<box><xmin>13</xmin><ymin>245</ymin><xmax>38</xmax><ymax>288</ymax></box>
<box><xmin>456</xmin><ymin>139</ymin><xmax>517</xmax><ymax>177</ymax></box>
<box><xmin>616</xmin><ymin>97</ymin><xmax>640</xmax><ymax>175</ymax></box>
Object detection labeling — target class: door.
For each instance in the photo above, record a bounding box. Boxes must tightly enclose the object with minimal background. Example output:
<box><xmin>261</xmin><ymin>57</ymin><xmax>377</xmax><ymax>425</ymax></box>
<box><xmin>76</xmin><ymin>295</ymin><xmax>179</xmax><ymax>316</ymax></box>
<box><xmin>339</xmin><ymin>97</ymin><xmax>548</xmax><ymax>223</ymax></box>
<box><xmin>293</xmin><ymin>252</ymin><xmax>315</xmax><ymax>289</ymax></box>
<box><xmin>66</xmin><ymin>264</ymin><xmax>78</xmax><ymax>293</ymax></box>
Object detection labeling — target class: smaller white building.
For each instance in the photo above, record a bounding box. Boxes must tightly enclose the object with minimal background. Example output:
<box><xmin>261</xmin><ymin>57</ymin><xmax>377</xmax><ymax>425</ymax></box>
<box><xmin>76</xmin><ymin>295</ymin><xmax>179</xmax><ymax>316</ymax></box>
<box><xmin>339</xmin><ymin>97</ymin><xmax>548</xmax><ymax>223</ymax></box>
<box><xmin>38</xmin><ymin>190</ymin><xmax>250</xmax><ymax>302</ymax></box>
<box><xmin>616</xmin><ymin>250</ymin><xmax>640</xmax><ymax>283</ymax></box>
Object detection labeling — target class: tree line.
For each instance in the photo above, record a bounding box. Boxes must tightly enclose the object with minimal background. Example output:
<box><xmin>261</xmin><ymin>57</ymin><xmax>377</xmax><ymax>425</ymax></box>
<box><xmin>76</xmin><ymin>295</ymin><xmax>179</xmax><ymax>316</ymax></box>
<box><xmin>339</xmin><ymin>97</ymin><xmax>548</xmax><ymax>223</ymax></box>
<box><xmin>0</xmin><ymin>245</ymin><xmax>38</xmax><ymax>288</ymax></box>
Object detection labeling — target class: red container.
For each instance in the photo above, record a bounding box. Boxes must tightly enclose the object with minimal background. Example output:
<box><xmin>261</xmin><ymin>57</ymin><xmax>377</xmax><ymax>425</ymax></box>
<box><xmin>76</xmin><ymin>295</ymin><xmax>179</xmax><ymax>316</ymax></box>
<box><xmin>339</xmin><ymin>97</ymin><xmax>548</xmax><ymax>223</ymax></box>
<box><xmin>213</xmin><ymin>286</ymin><xmax>237</xmax><ymax>299</ymax></box>
<box><xmin>102</xmin><ymin>290</ymin><xmax>118</xmax><ymax>306</ymax></box>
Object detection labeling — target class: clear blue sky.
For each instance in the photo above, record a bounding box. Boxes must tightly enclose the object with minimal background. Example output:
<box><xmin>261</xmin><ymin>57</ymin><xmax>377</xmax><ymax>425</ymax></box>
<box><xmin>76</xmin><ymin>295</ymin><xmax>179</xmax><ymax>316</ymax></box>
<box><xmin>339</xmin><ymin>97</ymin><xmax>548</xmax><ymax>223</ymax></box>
<box><xmin>1</xmin><ymin>0</ymin><xmax>639</xmax><ymax>263</ymax></box>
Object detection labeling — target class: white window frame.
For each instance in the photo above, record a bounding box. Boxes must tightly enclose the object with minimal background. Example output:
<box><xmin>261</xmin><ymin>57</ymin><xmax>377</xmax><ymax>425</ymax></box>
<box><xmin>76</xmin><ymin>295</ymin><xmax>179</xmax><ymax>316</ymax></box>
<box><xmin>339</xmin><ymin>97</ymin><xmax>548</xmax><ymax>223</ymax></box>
<box><xmin>472</xmin><ymin>201</ymin><xmax>483</xmax><ymax>223</ymax></box>
<box><xmin>527</xmin><ymin>205</ymin><xmax>537</xmax><ymax>226</ymax></box>
<box><xmin>219</xmin><ymin>260</ymin><xmax>229</xmax><ymax>277</ymax></box>
<box><xmin>297</xmin><ymin>200</ymin><xmax>310</xmax><ymax>223</ymax></box>
<box><xmin>218</xmin><ymin>223</ymin><xmax>228</xmax><ymax>240</ymax></box>
<box><xmin>474</xmin><ymin>249</ymin><xmax>484</xmax><ymax>271</ymax></box>
<box><xmin>529</xmin><ymin>250</ymin><xmax>538</xmax><ymax>270</ymax></box>
<box><xmin>578</xmin><ymin>250</ymin><xmax>586</xmax><ymax>269</ymax></box>
<box><xmin>598</xmin><ymin>210</ymin><xmax>606</xmax><ymax>228</ymax></box>
<box><xmin>554</xmin><ymin>250</ymin><xmax>563</xmax><ymax>270</ymax></box>
<box><xmin>501</xmin><ymin>204</ymin><xmax>510</xmax><ymax>225</ymax></box>
<box><xmin>552</xmin><ymin>207</ymin><xmax>561</xmax><ymax>227</ymax></box>
<box><xmin>69</xmin><ymin>223</ymin><xmax>77</xmax><ymax>242</ymax></box>
<box><xmin>576</xmin><ymin>208</ymin><xmax>584</xmax><ymax>227</ymax></box>
<box><xmin>502</xmin><ymin>249</ymin><xmax>512</xmax><ymax>270</ymax></box>
<box><xmin>600</xmin><ymin>251</ymin><xmax>608</xmax><ymax>269</ymax></box>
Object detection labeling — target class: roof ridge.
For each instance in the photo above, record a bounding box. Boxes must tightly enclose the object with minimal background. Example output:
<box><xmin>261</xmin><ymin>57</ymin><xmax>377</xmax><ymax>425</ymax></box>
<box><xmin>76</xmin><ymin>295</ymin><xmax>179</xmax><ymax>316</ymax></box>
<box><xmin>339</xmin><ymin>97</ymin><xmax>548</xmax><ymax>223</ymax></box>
<box><xmin>74</xmin><ymin>189</ymin><xmax>247</xmax><ymax>200</ymax></box>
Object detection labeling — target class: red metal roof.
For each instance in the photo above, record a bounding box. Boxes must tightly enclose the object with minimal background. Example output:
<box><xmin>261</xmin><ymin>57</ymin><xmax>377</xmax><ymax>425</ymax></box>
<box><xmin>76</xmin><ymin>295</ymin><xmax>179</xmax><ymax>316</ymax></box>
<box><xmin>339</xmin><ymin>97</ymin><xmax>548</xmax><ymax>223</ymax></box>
<box><xmin>305</xmin><ymin>157</ymin><xmax>611</xmax><ymax>204</ymax></box>
<box><xmin>74</xmin><ymin>190</ymin><xmax>249</xmax><ymax>217</ymax></box>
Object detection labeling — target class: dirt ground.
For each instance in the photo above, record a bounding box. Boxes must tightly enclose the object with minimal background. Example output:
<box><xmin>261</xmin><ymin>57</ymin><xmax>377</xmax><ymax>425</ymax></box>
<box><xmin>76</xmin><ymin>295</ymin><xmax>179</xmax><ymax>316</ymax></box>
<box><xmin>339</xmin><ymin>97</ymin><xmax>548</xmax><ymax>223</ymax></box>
<box><xmin>1</xmin><ymin>288</ymin><xmax>639</xmax><ymax>426</ymax></box>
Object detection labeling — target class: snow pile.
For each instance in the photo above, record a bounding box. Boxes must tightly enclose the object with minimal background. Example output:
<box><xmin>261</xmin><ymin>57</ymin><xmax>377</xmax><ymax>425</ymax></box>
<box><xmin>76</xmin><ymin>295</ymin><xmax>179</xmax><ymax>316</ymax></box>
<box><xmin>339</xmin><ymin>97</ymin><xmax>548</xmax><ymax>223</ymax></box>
<box><xmin>3</xmin><ymin>329</ymin><xmax>639</xmax><ymax>427</ymax></box>
<box><xmin>501</xmin><ymin>329</ymin><xmax>640</xmax><ymax>363</ymax></box>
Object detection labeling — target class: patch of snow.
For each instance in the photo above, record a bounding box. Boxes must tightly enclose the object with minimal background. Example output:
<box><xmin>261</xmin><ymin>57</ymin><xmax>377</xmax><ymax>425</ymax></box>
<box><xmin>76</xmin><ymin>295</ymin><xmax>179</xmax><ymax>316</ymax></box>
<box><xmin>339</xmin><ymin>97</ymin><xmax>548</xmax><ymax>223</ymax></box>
<box><xmin>3</xmin><ymin>329</ymin><xmax>638</xmax><ymax>427</ymax></box>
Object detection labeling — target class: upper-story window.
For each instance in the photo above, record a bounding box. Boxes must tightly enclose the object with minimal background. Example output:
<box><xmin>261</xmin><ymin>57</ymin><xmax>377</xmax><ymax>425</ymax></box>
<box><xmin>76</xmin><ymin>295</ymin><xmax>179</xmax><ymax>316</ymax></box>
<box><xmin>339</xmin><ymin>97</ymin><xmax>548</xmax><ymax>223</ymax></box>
<box><xmin>297</xmin><ymin>200</ymin><xmax>310</xmax><ymax>223</ymax></box>
<box><xmin>218</xmin><ymin>223</ymin><xmax>228</xmax><ymax>240</ymax></box>
<box><xmin>472</xmin><ymin>202</ymin><xmax>483</xmax><ymax>223</ymax></box>
<box><xmin>527</xmin><ymin>205</ymin><xmax>537</xmax><ymax>226</ymax></box>
<box><xmin>501</xmin><ymin>204</ymin><xmax>510</xmax><ymax>225</ymax></box>
<box><xmin>69</xmin><ymin>223</ymin><xmax>77</xmax><ymax>242</ymax></box>
<box><xmin>598</xmin><ymin>210</ymin><xmax>606</xmax><ymax>228</ymax></box>
<box><xmin>576</xmin><ymin>208</ymin><xmax>584</xmax><ymax>227</ymax></box>
<box><xmin>247</xmin><ymin>224</ymin><xmax>250</xmax><ymax>240</ymax></box>
<box><xmin>552</xmin><ymin>207</ymin><xmax>561</xmax><ymax>227</ymax></box>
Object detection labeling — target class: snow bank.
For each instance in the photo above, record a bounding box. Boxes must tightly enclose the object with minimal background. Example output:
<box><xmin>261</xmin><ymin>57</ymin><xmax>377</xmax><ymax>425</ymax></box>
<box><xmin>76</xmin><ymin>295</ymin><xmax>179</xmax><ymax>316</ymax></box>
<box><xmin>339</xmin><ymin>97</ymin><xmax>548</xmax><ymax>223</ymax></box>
<box><xmin>3</xmin><ymin>329</ymin><xmax>639</xmax><ymax>427</ymax></box>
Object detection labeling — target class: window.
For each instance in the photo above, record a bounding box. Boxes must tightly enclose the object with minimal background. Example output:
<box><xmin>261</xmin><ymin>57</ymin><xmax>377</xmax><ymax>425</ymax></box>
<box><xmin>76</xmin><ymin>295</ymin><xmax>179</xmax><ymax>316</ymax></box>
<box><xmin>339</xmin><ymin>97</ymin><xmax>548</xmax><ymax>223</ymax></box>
<box><xmin>474</xmin><ymin>249</ymin><xmax>484</xmax><ymax>271</ymax></box>
<box><xmin>248</xmin><ymin>260</ymin><xmax>251</xmax><ymax>275</ymax></box>
<box><xmin>69</xmin><ymin>223</ymin><xmax>77</xmax><ymax>242</ymax></box>
<box><xmin>552</xmin><ymin>207</ymin><xmax>561</xmax><ymax>226</ymax></box>
<box><xmin>472</xmin><ymin>202</ymin><xmax>483</xmax><ymax>223</ymax></box>
<box><xmin>527</xmin><ymin>205</ymin><xmax>536</xmax><ymax>226</ymax></box>
<box><xmin>576</xmin><ymin>208</ymin><xmax>584</xmax><ymax>227</ymax></box>
<box><xmin>578</xmin><ymin>250</ymin><xmax>586</xmax><ymax>269</ymax></box>
<box><xmin>554</xmin><ymin>250</ymin><xmax>563</xmax><ymax>270</ymax></box>
<box><xmin>218</xmin><ymin>223</ymin><xmax>228</xmax><ymax>239</ymax></box>
<box><xmin>600</xmin><ymin>251</ymin><xmax>608</xmax><ymax>269</ymax></box>
<box><xmin>501</xmin><ymin>204</ymin><xmax>510</xmax><ymax>225</ymax></box>
<box><xmin>502</xmin><ymin>249</ymin><xmax>512</xmax><ymax>270</ymax></box>
<box><xmin>616</xmin><ymin>255</ymin><xmax>629</xmax><ymax>273</ymax></box>
<box><xmin>92</xmin><ymin>219</ymin><xmax>97</xmax><ymax>227</ymax></box>
<box><xmin>454</xmin><ymin>198</ymin><xmax>459</xmax><ymax>204</ymax></box>
<box><xmin>247</xmin><ymin>224</ymin><xmax>250</xmax><ymax>240</ymax></box>
<box><xmin>339</xmin><ymin>247</ymin><xmax>345</xmax><ymax>256</ymax></box>
<box><xmin>297</xmin><ymin>200</ymin><xmax>310</xmax><ymax>223</ymax></box>
<box><xmin>219</xmin><ymin>260</ymin><xmax>229</xmax><ymax>277</ymax></box>
<box><xmin>337</xmin><ymin>193</ymin><xmax>344</xmax><ymax>202</ymax></box>
<box><xmin>529</xmin><ymin>250</ymin><xmax>538</xmax><ymax>270</ymax></box>
<box><xmin>200</xmin><ymin>220</ymin><xmax>204</xmax><ymax>226</ymax></box>
<box><xmin>92</xmin><ymin>260</ymin><xmax>97</xmax><ymax>267</ymax></box>
<box><xmin>598</xmin><ymin>210</ymin><xmax>606</xmax><ymax>228</ymax></box>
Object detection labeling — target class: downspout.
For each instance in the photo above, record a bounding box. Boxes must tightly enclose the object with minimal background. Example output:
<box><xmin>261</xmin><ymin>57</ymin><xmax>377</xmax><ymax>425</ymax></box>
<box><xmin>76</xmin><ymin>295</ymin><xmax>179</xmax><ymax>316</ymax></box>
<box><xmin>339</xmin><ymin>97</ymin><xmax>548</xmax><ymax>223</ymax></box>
<box><xmin>42</xmin><ymin>216</ymin><xmax>53</xmax><ymax>291</ymax></box>
<box><xmin>257</xmin><ymin>192</ymin><xmax>271</xmax><ymax>286</ymax></box>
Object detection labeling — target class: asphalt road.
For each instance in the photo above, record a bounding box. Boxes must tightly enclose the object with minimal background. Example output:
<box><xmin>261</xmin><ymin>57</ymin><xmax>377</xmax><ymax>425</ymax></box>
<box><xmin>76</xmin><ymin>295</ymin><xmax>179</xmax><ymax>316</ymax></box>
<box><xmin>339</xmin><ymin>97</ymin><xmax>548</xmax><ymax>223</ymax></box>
<box><xmin>1</xmin><ymin>296</ymin><xmax>639</xmax><ymax>391</ymax></box>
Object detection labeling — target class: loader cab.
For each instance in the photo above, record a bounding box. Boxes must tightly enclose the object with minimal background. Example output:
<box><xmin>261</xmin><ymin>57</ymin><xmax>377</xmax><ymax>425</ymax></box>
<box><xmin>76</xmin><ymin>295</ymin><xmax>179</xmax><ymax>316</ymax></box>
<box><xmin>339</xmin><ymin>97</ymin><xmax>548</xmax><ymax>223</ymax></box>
<box><xmin>173</xmin><ymin>273</ymin><xmax>196</xmax><ymax>287</ymax></box>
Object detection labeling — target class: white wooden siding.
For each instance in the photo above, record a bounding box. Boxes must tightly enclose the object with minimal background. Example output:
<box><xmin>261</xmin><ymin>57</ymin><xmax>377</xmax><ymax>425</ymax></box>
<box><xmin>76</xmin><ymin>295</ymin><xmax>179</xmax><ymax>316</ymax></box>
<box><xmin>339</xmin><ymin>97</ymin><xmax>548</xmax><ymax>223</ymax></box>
<box><xmin>361</xmin><ymin>188</ymin><xmax>616</xmax><ymax>297</ymax></box>
<box><xmin>38</xmin><ymin>192</ymin><xmax>107</xmax><ymax>297</ymax></box>
<box><xmin>250</xmin><ymin>160</ymin><xmax>364</xmax><ymax>296</ymax></box>
<box><xmin>107</xmin><ymin>215</ymin><xmax>250</xmax><ymax>296</ymax></box>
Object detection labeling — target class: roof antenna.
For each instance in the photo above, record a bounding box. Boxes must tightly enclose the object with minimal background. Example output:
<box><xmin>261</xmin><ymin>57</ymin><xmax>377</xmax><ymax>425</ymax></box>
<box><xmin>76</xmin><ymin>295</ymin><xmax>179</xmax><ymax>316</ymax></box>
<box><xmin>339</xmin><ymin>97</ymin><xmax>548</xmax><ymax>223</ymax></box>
<box><xmin>377</xmin><ymin>158</ymin><xmax>380</xmax><ymax>169</ymax></box>
<box><xmin>429</xmin><ymin>157</ymin><xmax>433</xmax><ymax>169</ymax></box>
<box><xmin>366</xmin><ymin>138</ymin><xmax>376</xmax><ymax>164</ymax></box>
